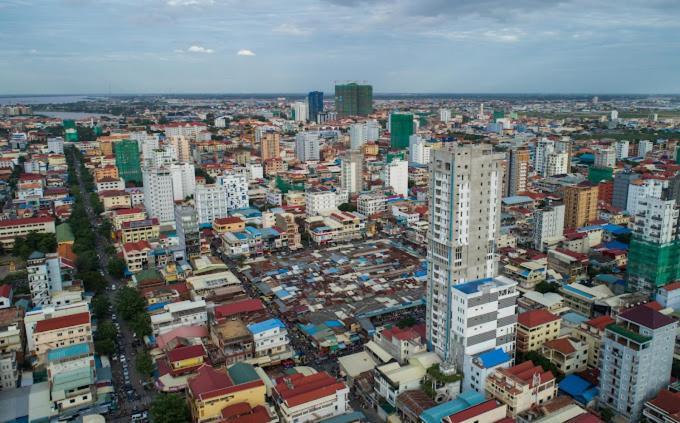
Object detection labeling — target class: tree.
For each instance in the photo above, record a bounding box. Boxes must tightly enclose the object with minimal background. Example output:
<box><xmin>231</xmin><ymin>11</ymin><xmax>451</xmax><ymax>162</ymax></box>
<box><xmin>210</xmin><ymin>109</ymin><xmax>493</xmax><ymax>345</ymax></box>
<box><xmin>136</xmin><ymin>351</ymin><xmax>154</xmax><ymax>379</ymax></box>
<box><xmin>116</xmin><ymin>287</ymin><xmax>146</xmax><ymax>320</ymax></box>
<box><xmin>91</xmin><ymin>296</ymin><xmax>110</xmax><ymax>319</ymax></box>
<box><xmin>150</xmin><ymin>394</ymin><xmax>190</xmax><ymax>423</ymax></box>
<box><xmin>98</xmin><ymin>221</ymin><xmax>112</xmax><ymax>238</ymax></box>
<box><xmin>130</xmin><ymin>312</ymin><xmax>152</xmax><ymax>338</ymax></box>
<box><xmin>535</xmin><ymin>281</ymin><xmax>559</xmax><ymax>294</ymax></box>
<box><xmin>14</xmin><ymin>233</ymin><xmax>57</xmax><ymax>260</ymax></box>
<box><xmin>107</xmin><ymin>257</ymin><xmax>126</xmax><ymax>278</ymax></box>
<box><xmin>79</xmin><ymin>271</ymin><xmax>106</xmax><ymax>293</ymax></box>
<box><xmin>94</xmin><ymin>320</ymin><xmax>117</xmax><ymax>356</ymax></box>
<box><xmin>338</xmin><ymin>203</ymin><xmax>357</xmax><ymax>212</ymax></box>
<box><xmin>600</xmin><ymin>407</ymin><xmax>614</xmax><ymax>423</ymax></box>
<box><xmin>95</xmin><ymin>338</ymin><xmax>115</xmax><ymax>356</ymax></box>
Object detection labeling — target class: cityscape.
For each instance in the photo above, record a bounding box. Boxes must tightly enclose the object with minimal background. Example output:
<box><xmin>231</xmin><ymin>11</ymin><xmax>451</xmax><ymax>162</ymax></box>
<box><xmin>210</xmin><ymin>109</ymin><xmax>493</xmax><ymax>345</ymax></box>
<box><xmin>3</xmin><ymin>1</ymin><xmax>680</xmax><ymax>423</ymax></box>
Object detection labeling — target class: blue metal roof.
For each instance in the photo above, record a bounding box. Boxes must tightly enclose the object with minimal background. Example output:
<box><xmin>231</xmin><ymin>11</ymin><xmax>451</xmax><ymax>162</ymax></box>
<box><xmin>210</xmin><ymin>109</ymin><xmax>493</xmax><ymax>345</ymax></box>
<box><xmin>47</xmin><ymin>342</ymin><xmax>91</xmax><ymax>362</ymax></box>
<box><xmin>420</xmin><ymin>391</ymin><xmax>486</xmax><ymax>423</ymax></box>
<box><xmin>476</xmin><ymin>348</ymin><xmax>511</xmax><ymax>369</ymax></box>
<box><xmin>559</xmin><ymin>374</ymin><xmax>600</xmax><ymax>405</ymax></box>
<box><xmin>502</xmin><ymin>195</ymin><xmax>533</xmax><ymax>205</ymax></box>
<box><xmin>248</xmin><ymin>318</ymin><xmax>286</xmax><ymax>334</ymax></box>
<box><xmin>563</xmin><ymin>285</ymin><xmax>594</xmax><ymax>299</ymax></box>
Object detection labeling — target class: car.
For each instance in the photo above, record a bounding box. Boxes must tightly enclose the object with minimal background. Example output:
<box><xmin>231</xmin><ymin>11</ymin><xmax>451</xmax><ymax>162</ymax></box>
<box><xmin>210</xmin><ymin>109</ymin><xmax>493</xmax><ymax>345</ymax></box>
<box><xmin>111</xmin><ymin>284</ymin><xmax>117</xmax><ymax>290</ymax></box>
<box><xmin>112</xmin><ymin>314</ymin><xmax>117</xmax><ymax>320</ymax></box>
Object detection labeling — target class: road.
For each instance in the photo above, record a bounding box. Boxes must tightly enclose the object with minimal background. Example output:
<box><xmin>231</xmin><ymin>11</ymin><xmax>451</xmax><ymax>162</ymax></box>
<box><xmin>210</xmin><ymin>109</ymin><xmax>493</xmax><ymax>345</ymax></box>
<box><xmin>69</xmin><ymin>149</ymin><xmax>156</xmax><ymax>421</ymax></box>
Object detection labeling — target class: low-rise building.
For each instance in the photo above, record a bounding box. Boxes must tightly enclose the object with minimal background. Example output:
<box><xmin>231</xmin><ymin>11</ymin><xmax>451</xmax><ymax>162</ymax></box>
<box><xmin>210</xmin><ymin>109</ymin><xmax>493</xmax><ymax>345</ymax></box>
<box><xmin>374</xmin><ymin>352</ymin><xmax>441</xmax><ymax>406</ymax></box>
<box><xmin>247</xmin><ymin>318</ymin><xmax>293</xmax><ymax>367</ymax></box>
<box><xmin>99</xmin><ymin>189</ymin><xmax>132</xmax><ymax>210</ymax></box>
<box><xmin>211</xmin><ymin>319</ymin><xmax>254</xmax><ymax>366</ymax></box>
<box><xmin>46</xmin><ymin>342</ymin><xmax>96</xmax><ymax>413</ymax></box>
<box><xmin>167</xmin><ymin>344</ymin><xmax>208</xmax><ymax>376</ymax></box>
<box><xmin>516</xmin><ymin>309</ymin><xmax>561</xmax><ymax>353</ymax></box>
<box><xmin>485</xmin><ymin>360</ymin><xmax>557</xmax><ymax>417</ymax></box>
<box><xmin>122</xmin><ymin>240</ymin><xmax>153</xmax><ymax>273</ymax></box>
<box><xmin>572</xmin><ymin>315</ymin><xmax>615</xmax><ymax>369</ymax></box>
<box><xmin>559</xmin><ymin>282</ymin><xmax>614</xmax><ymax>316</ymax></box>
<box><xmin>111</xmin><ymin>207</ymin><xmax>146</xmax><ymax>231</ymax></box>
<box><xmin>150</xmin><ymin>300</ymin><xmax>208</xmax><ymax>336</ymax></box>
<box><xmin>0</xmin><ymin>217</ymin><xmax>55</xmax><ymax>250</ymax></box>
<box><xmin>306</xmin><ymin>211</ymin><xmax>366</xmax><ymax>245</ymax></box>
<box><xmin>272</xmin><ymin>371</ymin><xmax>350</xmax><ymax>423</ymax></box>
<box><xmin>120</xmin><ymin>218</ymin><xmax>160</xmax><ymax>244</ymax></box>
<box><xmin>32</xmin><ymin>312</ymin><xmax>92</xmax><ymax>365</ymax></box>
<box><xmin>547</xmin><ymin>248</ymin><xmax>588</xmax><ymax>283</ymax></box>
<box><xmin>463</xmin><ymin>348</ymin><xmax>513</xmax><ymax>395</ymax></box>
<box><xmin>373</xmin><ymin>324</ymin><xmax>426</xmax><ymax>364</ymax></box>
<box><xmin>540</xmin><ymin>336</ymin><xmax>588</xmax><ymax>375</ymax></box>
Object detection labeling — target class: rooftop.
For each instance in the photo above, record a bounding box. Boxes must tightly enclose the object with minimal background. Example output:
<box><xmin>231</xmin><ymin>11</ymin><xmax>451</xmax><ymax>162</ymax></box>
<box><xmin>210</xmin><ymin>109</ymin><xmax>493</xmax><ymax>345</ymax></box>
<box><xmin>518</xmin><ymin>309</ymin><xmax>560</xmax><ymax>328</ymax></box>
<box><xmin>35</xmin><ymin>312</ymin><xmax>89</xmax><ymax>333</ymax></box>
<box><xmin>619</xmin><ymin>304</ymin><xmax>676</xmax><ymax>330</ymax></box>
<box><xmin>274</xmin><ymin>371</ymin><xmax>347</xmax><ymax>408</ymax></box>
<box><xmin>452</xmin><ymin>275</ymin><xmax>516</xmax><ymax>295</ymax></box>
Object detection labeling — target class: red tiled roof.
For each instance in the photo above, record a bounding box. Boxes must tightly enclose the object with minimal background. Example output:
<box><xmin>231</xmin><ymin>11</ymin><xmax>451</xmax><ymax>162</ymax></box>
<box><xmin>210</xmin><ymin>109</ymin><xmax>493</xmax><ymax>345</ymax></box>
<box><xmin>167</xmin><ymin>344</ymin><xmax>206</xmax><ymax>363</ymax></box>
<box><xmin>504</xmin><ymin>360</ymin><xmax>555</xmax><ymax>387</ymax></box>
<box><xmin>0</xmin><ymin>285</ymin><xmax>11</xmax><ymax>298</ymax></box>
<box><xmin>0</xmin><ymin>216</ymin><xmax>54</xmax><ymax>227</ymax></box>
<box><xmin>662</xmin><ymin>281</ymin><xmax>680</xmax><ymax>292</ymax></box>
<box><xmin>123</xmin><ymin>240</ymin><xmax>152</xmax><ymax>253</ymax></box>
<box><xmin>619</xmin><ymin>304</ymin><xmax>675</xmax><ymax>330</ymax></box>
<box><xmin>518</xmin><ymin>309</ymin><xmax>560</xmax><ymax>328</ymax></box>
<box><xmin>274</xmin><ymin>372</ymin><xmax>346</xmax><ymax>408</ymax></box>
<box><xmin>214</xmin><ymin>216</ymin><xmax>244</xmax><ymax>225</ymax></box>
<box><xmin>447</xmin><ymin>399</ymin><xmax>502</xmax><ymax>423</ymax></box>
<box><xmin>214</xmin><ymin>299</ymin><xmax>264</xmax><ymax>319</ymax></box>
<box><xmin>381</xmin><ymin>325</ymin><xmax>422</xmax><ymax>343</ymax></box>
<box><xmin>566</xmin><ymin>414</ymin><xmax>604</xmax><ymax>423</ymax></box>
<box><xmin>543</xmin><ymin>337</ymin><xmax>576</xmax><ymax>355</ymax></box>
<box><xmin>643</xmin><ymin>301</ymin><xmax>663</xmax><ymax>311</ymax></box>
<box><xmin>99</xmin><ymin>189</ymin><xmax>129</xmax><ymax>197</ymax></box>
<box><xmin>585</xmin><ymin>315</ymin><xmax>615</xmax><ymax>331</ymax></box>
<box><xmin>647</xmin><ymin>390</ymin><xmax>680</xmax><ymax>421</ymax></box>
<box><xmin>34</xmin><ymin>312</ymin><xmax>89</xmax><ymax>333</ymax></box>
<box><xmin>188</xmin><ymin>365</ymin><xmax>233</xmax><ymax>397</ymax></box>
<box><xmin>114</xmin><ymin>207</ymin><xmax>144</xmax><ymax>216</ymax></box>
<box><xmin>220</xmin><ymin>403</ymin><xmax>270</xmax><ymax>423</ymax></box>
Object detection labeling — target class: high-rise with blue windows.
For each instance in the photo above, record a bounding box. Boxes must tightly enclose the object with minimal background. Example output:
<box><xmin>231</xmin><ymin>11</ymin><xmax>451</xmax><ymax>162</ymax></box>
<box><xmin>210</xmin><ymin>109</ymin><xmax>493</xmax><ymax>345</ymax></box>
<box><xmin>307</xmin><ymin>91</ymin><xmax>324</xmax><ymax>123</ymax></box>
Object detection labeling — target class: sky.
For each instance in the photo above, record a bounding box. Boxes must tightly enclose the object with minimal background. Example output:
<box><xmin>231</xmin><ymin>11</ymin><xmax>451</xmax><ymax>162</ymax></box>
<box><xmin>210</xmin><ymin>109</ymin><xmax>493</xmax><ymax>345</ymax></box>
<box><xmin>1</xmin><ymin>0</ymin><xmax>680</xmax><ymax>94</ymax></box>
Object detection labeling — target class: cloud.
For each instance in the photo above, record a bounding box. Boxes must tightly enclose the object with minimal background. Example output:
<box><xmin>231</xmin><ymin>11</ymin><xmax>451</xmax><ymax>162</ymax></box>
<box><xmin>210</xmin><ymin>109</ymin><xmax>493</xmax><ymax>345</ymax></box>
<box><xmin>166</xmin><ymin>0</ymin><xmax>214</xmax><ymax>6</ymax></box>
<box><xmin>237</xmin><ymin>49</ymin><xmax>255</xmax><ymax>56</ymax></box>
<box><xmin>28</xmin><ymin>49</ymin><xmax>38</xmax><ymax>54</ymax></box>
<box><xmin>187</xmin><ymin>45</ymin><xmax>214</xmax><ymax>54</ymax></box>
<box><xmin>273</xmin><ymin>23</ymin><xmax>311</xmax><ymax>36</ymax></box>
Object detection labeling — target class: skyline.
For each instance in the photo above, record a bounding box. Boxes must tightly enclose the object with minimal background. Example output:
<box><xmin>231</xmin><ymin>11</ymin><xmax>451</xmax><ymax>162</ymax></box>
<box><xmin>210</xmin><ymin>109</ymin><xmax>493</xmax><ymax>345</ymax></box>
<box><xmin>2</xmin><ymin>0</ymin><xmax>680</xmax><ymax>94</ymax></box>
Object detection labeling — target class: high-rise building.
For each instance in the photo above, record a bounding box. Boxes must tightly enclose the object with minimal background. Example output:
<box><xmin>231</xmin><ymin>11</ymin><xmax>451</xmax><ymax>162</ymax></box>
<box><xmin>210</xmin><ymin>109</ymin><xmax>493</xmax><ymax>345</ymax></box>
<box><xmin>599</xmin><ymin>305</ymin><xmax>676</xmax><ymax>421</ymax></box>
<box><xmin>295</xmin><ymin>132</ymin><xmax>320</xmax><ymax>162</ymax></box>
<box><xmin>615</xmin><ymin>140</ymin><xmax>629</xmax><ymax>160</ymax></box>
<box><xmin>383</xmin><ymin>158</ymin><xmax>408</xmax><ymax>197</ymax></box>
<box><xmin>340</xmin><ymin>151</ymin><xmax>363</xmax><ymax>194</ymax></box>
<box><xmin>169</xmin><ymin>163</ymin><xmax>196</xmax><ymax>201</ymax></box>
<box><xmin>612</xmin><ymin>171</ymin><xmax>639</xmax><ymax>210</ymax></box>
<box><xmin>217</xmin><ymin>173</ymin><xmax>249</xmax><ymax>211</ymax></box>
<box><xmin>594</xmin><ymin>145</ymin><xmax>616</xmax><ymax>168</ymax></box>
<box><xmin>349</xmin><ymin>123</ymin><xmax>365</xmax><ymax>151</ymax></box>
<box><xmin>195</xmin><ymin>184</ymin><xmax>229</xmax><ymax>225</ymax></box>
<box><xmin>334</xmin><ymin>83</ymin><xmax>372</xmax><ymax>117</ymax></box>
<box><xmin>426</xmin><ymin>144</ymin><xmax>504</xmax><ymax>361</ymax></box>
<box><xmin>27</xmin><ymin>251</ymin><xmax>63</xmax><ymax>308</ymax></box>
<box><xmin>439</xmin><ymin>108</ymin><xmax>452</xmax><ymax>123</ymax></box>
<box><xmin>534</xmin><ymin>138</ymin><xmax>554</xmax><ymax>176</ymax></box>
<box><xmin>260</xmin><ymin>131</ymin><xmax>280</xmax><ymax>161</ymax></box>
<box><xmin>408</xmin><ymin>135</ymin><xmax>431</xmax><ymax>165</ymax></box>
<box><xmin>114</xmin><ymin>140</ymin><xmax>143</xmax><ymax>185</ymax></box>
<box><xmin>533</xmin><ymin>203</ymin><xmax>565</xmax><ymax>251</ymax></box>
<box><xmin>545</xmin><ymin>152</ymin><xmax>569</xmax><ymax>177</ymax></box>
<box><xmin>169</xmin><ymin>136</ymin><xmax>192</xmax><ymax>163</ymax></box>
<box><xmin>505</xmin><ymin>147</ymin><xmax>530</xmax><ymax>196</ymax></box>
<box><xmin>639</xmin><ymin>140</ymin><xmax>654</xmax><ymax>157</ymax></box>
<box><xmin>175</xmin><ymin>204</ymin><xmax>200</xmax><ymax>260</ymax></box>
<box><xmin>563</xmin><ymin>183</ymin><xmax>599</xmax><ymax>229</ymax></box>
<box><xmin>307</xmin><ymin>91</ymin><xmax>324</xmax><ymax>123</ymax></box>
<box><xmin>389</xmin><ymin>113</ymin><xmax>414</xmax><ymax>149</ymax></box>
<box><xmin>292</xmin><ymin>101</ymin><xmax>308</xmax><ymax>122</ymax></box>
<box><xmin>47</xmin><ymin>137</ymin><xmax>64</xmax><ymax>154</ymax></box>
<box><xmin>610</xmin><ymin>110</ymin><xmax>619</xmax><ymax>121</ymax></box>
<box><xmin>142</xmin><ymin>166</ymin><xmax>175</xmax><ymax>224</ymax></box>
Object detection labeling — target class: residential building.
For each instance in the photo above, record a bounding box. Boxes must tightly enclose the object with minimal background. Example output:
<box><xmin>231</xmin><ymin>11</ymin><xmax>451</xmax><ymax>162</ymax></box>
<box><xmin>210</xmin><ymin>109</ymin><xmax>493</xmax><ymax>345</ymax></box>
<box><xmin>612</xmin><ymin>171</ymin><xmax>639</xmax><ymax>211</ymax></box>
<box><xmin>307</xmin><ymin>91</ymin><xmax>324</xmax><ymax>122</ymax></box>
<box><xmin>0</xmin><ymin>351</ymin><xmax>18</xmax><ymax>391</ymax></box>
<box><xmin>572</xmin><ymin>315</ymin><xmax>614</xmax><ymax>369</ymax></box>
<box><xmin>169</xmin><ymin>162</ymin><xmax>196</xmax><ymax>201</ymax></box>
<box><xmin>306</xmin><ymin>211</ymin><xmax>366</xmax><ymax>245</ymax></box>
<box><xmin>142</xmin><ymin>166</ymin><xmax>175</xmax><ymax>224</ymax></box>
<box><xmin>217</xmin><ymin>173</ymin><xmax>249</xmax><ymax>210</ymax></box>
<box><xmin>122</xmin><ymin>240</ymin><xmax>153</xmax><ymax>273</ymax></box>
<box><xmin>375</xmin><ymin>352</ymin><xmax>441</xmax><ymax>406</ymax></box>
<box><xmin>599</xmin><ymin>305</ymin><xmax>677</xmax><ymax>420</ymax></box>
<box><xmin>305</xmin><ymin>188</ymin><xmax>345</xmax><ymax>216</ymax></box>
<box><xmin>47</xmin><ymin>137</ymin><xmax>64</xmax><ymax>154</ymax></box>
<box><xmin>516</xmin><ymin>309</ymin><xmax>561</xmax><ymax>353</ymax></box>
<box><xmin>390</xmin><ymin>112</ymin><xmax>414</xmax><ymax>149</ymax></box>
<box><xmin>563</xmin><ymin>183</ymin><xmax>599</xmax><ymax>229</ymax></box>
<box><xmin>169</xmin><ymin>136</ymin><xmax>191</xmax><ymax>162</ymax></box>
<box><xmin>594</xmin><ymin>145</ymin><xmax>616</xmax><ymax>168</ymax></box>
<box><xmin>440</xmin><ymin>108</ymin><xmax>452</xmax><ymax>123</ymax></box>
<box><xmin>373</xmin><ymin>324</ymin><xmax>427</xmax><ymax>364</ymax></box>
<box><xmin>211</xmin><ymin>318</ymin><xmax>254</xmax><ymax>365</ymax></box>
<box><xmin>195</xmin><ymin>183</ymin><xmax>229</xmax><ymax>225</ymax></box>
<box><xmin>187</xmin><ymin>363</ymin><xmax>266</xmax><ymax>423</ymax></box>
<box><xmin>295</xmin><ymin>132</ymin><xmax>320</xmax><ymax>162</ymax></box>
<box><xmin>32</xmin><ymin>312</ymin><xmax>92</xmax><ymax>365</ymax></box>
<box><xmin>272</xmin><ymin>371</ymin><xmax>349</xmax><ymax>423</ymax></box>
<box><xmin>150</xmin><ymin>300</ymin><xmax>208</xmax><ymax>335</ymax></box>
<box><xmin>615</xmin><ymin>140</ymin><xmax>629</xmax><ymax>160</ymax></box>
<box><xmin>540</xmin><ymin>336</ymin><xmax>588</xmax><ymax>374</ymax></box>
<box><xmin>99</xmin><ymin>189</ymin><xmax>132</xmax><ymax>210</ymax></box>
<box><xmin>292</xmin><ymin>101</ymin><xmax>308</xmax><ymax>122</ymax></box>
<box><xmin>95</xmin><ymin>176</ymin><xmax>125</xmax><ymax>192</ymax></box>
<box><xmin>533</xmin><ymin>203</ymin><xmax>565</xmax><ymax>251</ymax></box>
<box><xmin>643</xmin><ymin>389</ymin><xmax>680</xmax><ymax>423</ymax></box>
<box><xmin>111</xmin><ymin>208</ymin><xmax>147</xmax><ymax>232</ymax></box>
<box><xmin>639</xmin><ymin>139</ymin><xmax>654</xmax><ymax>157</ymax></box>
<box><xmin>247</xmin><ymin>318</ymin><xmax>293</xmax><ymax>367</ymax></box>
<box><xmin>545</xmin><ymin>152</ymin><xmax>569</xmax><ymax>177</ymax></box>
<box><xmin>46</xmin><ymin>343</ymin><xmax>97</xmax><ymax>412</ymax></box>
<box><xmin>0</xmin><ymin>217</ymin><xmax>55</xmax><ymax>250</ymax></box>
<box><xmin>120</xmin><ymin>218</ymin><xmax>160</xmax><ymax>244</ymax></box>
<box><xmin>426</xmin><ymin>144</ymin><xmax>504</xmax><ymax>361</ymax></box>
<box><xmin>358</xmin><ymin>191</ymin><xmax>387</xmax><ymax>216</ymax></box>
<box><xmin>384</xmin><ymin>158</ymin><xmax>408</xmax><ymax>197</ymax></box>
<box><xmin>260</xmin><ymin>130</ymin><xmax>280</xmax><ymax>161</ymax></box>
<box><xmin>27</xmin><ymin>251</ymin><xmax>63</xmax><ymax>308</ymax></box>
<box><xmin>463</xmin><ymin>348</ymin><xmax>513</xmax><ymax>394</ymax></box>
<box><xmin>409</xmin><ymin>134</ymin><xmax>431</xmax><ymax>166</ymax></box>
<box><xmin>335</xmin><ymin>83</ymin><xmax>372</xmax><ymax>117</ymax></box>
<box><xmin>547</xmin><ymin>248</ymin><xmax>589</xmax><ymax>283</ymax></box>
<box><xmin>340</xmin><ymin>150</ymin><xmax>363</xmax><ymax>194</ymax></box>
<box><xmin>485</xmin><ymin>361</ymin><xmax>557</xmax><ymax>417</ymax></box>
<box><xmin>559</xmin><ymin>282</ymin><xmax>613</xmax><ymax>316</ymax></box>
<box><xmin>175</xmin><ymin>204</ymin><xmax>200</xmax><ymax>260</ymax></box>
<box><xmin>506</xmin><ymin>147</ymin><xmax>530</xmax><ymax>196</ymax></box>
<box><xmin>113</xmin><ymin>139</ymin><xmax>143</xmax><ymax>185</ymax></box>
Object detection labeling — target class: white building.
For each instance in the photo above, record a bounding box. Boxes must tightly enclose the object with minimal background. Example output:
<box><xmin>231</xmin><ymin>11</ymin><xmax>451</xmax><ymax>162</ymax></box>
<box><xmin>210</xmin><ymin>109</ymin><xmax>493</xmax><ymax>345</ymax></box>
<box><xmin>340</xmin><ymin>151</ymin><xmax>363</xmax><ymax>194</ymax></box>
<box><xmin>440</xmin><ymin>108</ymin><xmax>452</xmax><ymax>123</ymax></box>
<box><xmin>533</xmin><ymin>204</ymin><xmax>566</xmax><ymax>251</ymax></box>
<box><xmin>545</xmin><ymin>152</ymin><xmax>569</xmax><ymax>176</ymax></box>
<box><xmin>594</xmin><ymin>146</ymin><xmax>616</xmax><ymax>168</ymax></box>
<box><xmin>463</xmin><ymin>348</ymin><xmax>512</xmax><ymax>394</ymax></box>
<box><xmin>27</xmin><ymin>251</ymin><xmax>63</xmax><ymax>308</ymax></box>
<box><xmin>427</xmin><ymin>144</ymin><xmax>504</xmax><ymax>361</ymax></box>
<box><xmin>293</xmin><ymin>101</ymin><xmax>308</xmax><ymax>122</ymax></box>
<box><xmin>150</xmin><ymin>300</ymin><xmax>208</xmax><ymax>335</ymax></box>
<box><xmin>639</xmin><ymin>140</ymin><xmax>654</xmax><ymax>157</ymax></box>
<box><xmin>169</xmin><ymin>136</ymin><xmax>191</xmax><ymax>163</ymax></box>
<box><xmin>349</xmin><ymin>123</ymin><xmax>366</xmax><ymax>150</ymax></box>
<box><xmin>217</xmin><ymin>173</ymin><xmax>249</xmax><ymax>210</ymax></box>
<box><xmin>0</xmin><ymin>351</ymin><xmax>18</xmax><ymax>391</ymax></box>
<box><xmin>615</xmin><ymin>140</ymin><xmax>629</xmax><ymax>160</ymax></box>
<box><xmin>142</xmin><ymin>166</ymin><xmax>175</xmax><ymax>224</ymax></box>
<box><xmin>47</xmin><ymin>137</ymin><xmax>64</xmax><ymax>154</ymax></box>
<box><xmin>273</xmin><ymin>371</ymin><xmax>349</xmax><ymax>423</ymax></box>
<box><xmin>214</xmin><ymin>116</ymin><xmax>227</xmax><ymax>128</ymax></box>
<box><xmin>195</xmin><ymin>184</ymin><xmax>229</xmax><ymax>225</ymax></box>
<box><xmin>534</xmin><ymin>138</ymin><xmax>555</xmax><ymax>176</ymax></box>
<box><xmin>627</xmin><ymin>178</ymin><xmax>667</xmax><ymax>215</ymax></box>
<box><xmin>610</xmin><ymin>110</ymin><xmax>619</xmax><ymax>121</ymax></box>
<box><xmin>384</xmin><ymin>159</ymin><xmax>408</xmax><ymax>197</ymax></box>
<box><xmin>246</xmin><ymin>162</ymin><xmax>263</xmax><ymax>181</ymax></box>
<box><xmin>169</xmin><ymin>162</ymin><xmax>196</xmax><ymax>201</ymax></box>
<box><xmin>295</xmin><ymin>132</ymin><xmax>320</xmax><ymax>162</ymax></box>
<box><xmin>358</xmin><ymin>192</ymin><xmax>387</xmax><ymax>216</ymax></box>
<box><xmin>630</xmin><ymin>196</ymin><xmax>678</xmax><ymax>244</ymax></box>
<box><xmin>305</xmin><ymin>189</ymin><xmax>344</xmax><ymax>216</ymax></box>
<box><xmin>247</xmin><ymin>318</ymin><xmax>293</xmax><ymax>365</ymax></box>
<box><xmin>408</xmin><ymin>135</ymin><xmax>431</xmax><ymax>165</ymax></box>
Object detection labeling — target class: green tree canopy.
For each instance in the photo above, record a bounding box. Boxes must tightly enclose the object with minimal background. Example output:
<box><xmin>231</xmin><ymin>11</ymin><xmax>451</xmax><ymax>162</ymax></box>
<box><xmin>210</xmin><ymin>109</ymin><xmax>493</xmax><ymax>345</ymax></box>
<box><xmin>150</xmin><ymin>394</ymin><xmax>190</xmax><ymax>423</ymax></box>
<box><xmin>116</xmin><ymin>287</ymin><xmax>146</xmax><ymax>321</ymax></box>
<box><xmin>107</xmin><ymin>257</ymin><xmax>126</xmax><ymax>278</ymax></box>
<box><xmin>136</xmin><ymin>351</ymin><xmax>154</xmax><ymax>379</ymax></box>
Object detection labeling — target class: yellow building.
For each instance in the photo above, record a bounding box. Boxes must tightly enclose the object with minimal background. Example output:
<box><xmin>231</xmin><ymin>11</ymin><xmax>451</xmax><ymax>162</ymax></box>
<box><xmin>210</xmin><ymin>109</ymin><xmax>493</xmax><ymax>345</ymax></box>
<box><xmin>94</xmin><ymin>165</ymin><xmax>120</xmax><ymax>181</ymax></box>
<box><xmin>32</xmin><ymin>312</ymin><xmax>92</xmax><ymax>365</ymax></box>
<box><xmin>516</xmin><ymin>309</ymin><xmax>561</xmax><ymax>353</ymax></box>
<box><xmin>112</xmin><ymin>208</ymin><xmax>146</xmax><ymax>231</ymax></box>
<box><xmin>563</xmin><ymin>183</ymin><xmax>599</xmax><ymax>229</ymax></box>
<box><xmin>572</xmin><ymin>315</ymin><xmax>614</xmax><ymax>369</ymax></box>
<box><xmin>213</xmin><ymin>216</ymin><xmax>246</xmax><ymax>234</ymax></box>
<box><xmin>362</xmin><ymin>142</ymin><xmax>379</xmax><ymax>156</ymax></box>
<box><xmin>0</xmin><ymin>217</ymin><xmax>56</xmax><ymax>250</ymax></box>
<box><xmin>167</xmin><ymin>344</ymin><xmax>207</xmax><ymax>376</ymax></box>
<box><xmin>486</xmin><ymin>361</ymin><xmax>557</xmax><ymax>417</ymax></box>
<box><xmin>540</xmin><ymin>336</ymin><xmax>589</xmax><ymax>375</ymax></box>
<box><xmin>99</xmin><ymin>190</ymin><xmax>132</xmax><ymax>211</ymax></box>
<box><xmin>120</xmin><ymin>218</ymin><xmax>160</xmax><ymax>244</ymax></box>
<box><xmin>188</xmin><ymin>363</ymin><xmax>266</xmax><ymax>422</ymax></box>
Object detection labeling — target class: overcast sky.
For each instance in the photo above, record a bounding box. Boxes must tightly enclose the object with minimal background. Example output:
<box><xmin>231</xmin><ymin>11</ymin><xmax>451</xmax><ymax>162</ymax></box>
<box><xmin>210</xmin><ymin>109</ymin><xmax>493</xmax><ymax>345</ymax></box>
<box><xmin>2</xmin><ymin>0</ymin><xmax>679</xmax><ymax>94</ymax></box>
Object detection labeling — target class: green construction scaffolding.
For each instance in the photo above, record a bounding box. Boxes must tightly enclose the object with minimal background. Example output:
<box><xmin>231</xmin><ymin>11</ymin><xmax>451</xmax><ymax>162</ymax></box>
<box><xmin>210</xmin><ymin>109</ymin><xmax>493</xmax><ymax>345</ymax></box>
<box><xmin>627</xmin><ymin>237</ymin><xmax>680</xmax><ymax>288</ymax></box>
<box><xmin>276</xmin><ymin>176</ymin><xmax>304</xmax><ymax>193</ymax></box>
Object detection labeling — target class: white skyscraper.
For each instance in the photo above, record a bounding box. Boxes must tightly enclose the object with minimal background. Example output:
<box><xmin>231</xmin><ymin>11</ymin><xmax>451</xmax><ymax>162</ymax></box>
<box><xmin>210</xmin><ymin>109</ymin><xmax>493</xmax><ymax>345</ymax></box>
<box><xmin>610</xmin><ymin>110</ymin><xmax>619</xmax><ymax>121</ymax></box>
<box><xmin>293</xmin><ymin>101</ymin><xmax>308</xmax><ymax>122</ymax></box>
<box><xmin>545</xmin><ymin>152</ymin><xmax>569</xmax><ymax>176</ymax></box>
<box><xmin>534</xmin><ymin>138</ymin><xmax>555</xmax><ymax>176</ymax></box>
<box><xmin>439</xmin><ymin>108</ymin><xmax>452</xmax><ymax>123</ymax></box>
<box><xmin>615</xmin><ymin>140</ymin><xmax>629</xmax><ymax>160</ymax></box>
<box><xmin>426</xmin><ymin>144</ymin><xmax>504</xmax><ymax>363</ymax></box>
<box><xmin>142</xmin><ymin>166</ymin><xmax>175</xmax><ymax>224</ymax></box>
<box><xmin>217</xmin><ymin>173</ymin><xmax>249</xmax><ymax>210</ymax></box>
<box><xmin>47</xmin><ymin>137</ymin><xmax>64</xmax><ymax>154</ymax></box>
<box><xmin>639</xmin><ymin>140</ymin><xmax>653</xmax><ymax>157</ymax></box>
<box><xmin>365</xmin><ymin>120</ymin><xmax>380</xmax><ymax>141</ymax></box>
<box><xmin>349</xmin><ymin>124</ymin><xmax>365</xmax><ymax>150</ymax></box>
<box><xmin>140</xmin><ymin>135</ymin><xmax>160</xmax><ymax>165</ymax></box>
<box><xmin>295</xmin><ymin>132</ymin><xmax>320</xmax><ymax>162</ymax></box>
<box><xmin>533</xmin><ymin>204</ymin><xmax>566</xmax><ymax>251</ymax></box>
<box><xmin>408</xmin><ymin>134</ymin><xmax>431</xmax><ymax>165</ymax></box>
<box><xmin>195</xmin><ymin>184</ymin><xmax>229</xmax><ymax>225</ymax></box>
<box><xmin>341</xmin><ymin>151</ymin><xmax>363</xmax><ymax>194</ymax></box>
<box><xmin>384</xmin><ymin>159</ymin><xmax>408</xmax><ymax>197</ymax></box>
<box><xmin>169</xmin><ymin>163</ymin><xmax>196</xmax><ymax>201</ymax></box>
<box><xmin>594</xmin><ymin>146</ymin><xmax>616</xmax><ymax>168</ymax></box>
